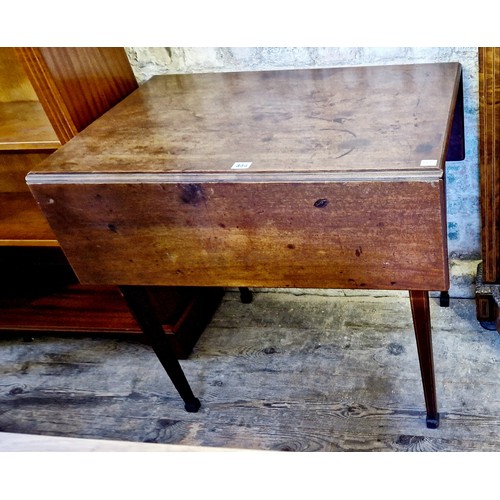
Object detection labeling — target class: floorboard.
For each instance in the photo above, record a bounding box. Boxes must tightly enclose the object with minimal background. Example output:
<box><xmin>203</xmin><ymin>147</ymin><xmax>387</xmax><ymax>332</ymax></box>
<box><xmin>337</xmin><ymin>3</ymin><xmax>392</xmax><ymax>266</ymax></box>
<box><xmin>0</xmin><ymin>291</ymin><xmax>498</xmax><ymax>451</ymax></box>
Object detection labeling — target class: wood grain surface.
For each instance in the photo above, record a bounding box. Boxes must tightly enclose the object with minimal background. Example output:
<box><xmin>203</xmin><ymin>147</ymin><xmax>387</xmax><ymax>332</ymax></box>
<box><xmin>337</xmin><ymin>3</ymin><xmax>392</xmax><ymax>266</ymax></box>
<box><xmin>0</xmin><ymin>192</ymin><xmax>57</xmax><ymax>245</ymax></box>
<box><xmin>0</xmin><ymin>101</ymin><xmax>60</xmax><ymax>150</ymax></box>
<box><xmin>31</xmin><ymin>179</ymin><xmax>449</xmax><ymax>290</ymax></box>
<box><xmin>28</xmin><ymin>62</ymin><xmax>461</xmax><ymax>179</ymax></box>
<box><xmin>0</xmin><ymin>151</ymin><xmax>53</xmax><ymax>193</ymax></box>
<box><xmin>479</xmin><ymin>48</ymin><xmax>500</xmax><ymax>283</ymax></box>
<box><xmin>26</xmin><ymin>63</ymin><xmax>460</xmax><ymax>291</ymax></box>
<box><xmin>0</xmin><ymin>47</ymin><xmax>220</xmax><ymax>344</ymax></box>
<box><xmin>0</xmin><ymin>48</ymin><xmax>60</xmax><ymax>150</ymax></box>
<box><xmin>16</xmin><ymin>48</ymin><xmax>139</xmax><ymax>144</ymax></box>
<box><xmin>0</xmin><ymin>292</ymin><xmax>498</xmax><ymax>451</ymax></box>
<box><xmin>0</xmin><ymin>47</ymin><xmax>38</xmax><ymax>103</ymax></box>
<box><xmin>0</xmin><ymin>47</ymin><xmax>59</xmax><ymax>243</ymax></box>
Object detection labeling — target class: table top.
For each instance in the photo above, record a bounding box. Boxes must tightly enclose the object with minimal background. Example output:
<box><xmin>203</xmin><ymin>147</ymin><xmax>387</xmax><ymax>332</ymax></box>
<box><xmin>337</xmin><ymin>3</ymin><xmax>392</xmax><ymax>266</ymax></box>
<box><xmin>29</xmin><ymin>62</ymin><xmax>462</xmax><ymax>184</ymax></box>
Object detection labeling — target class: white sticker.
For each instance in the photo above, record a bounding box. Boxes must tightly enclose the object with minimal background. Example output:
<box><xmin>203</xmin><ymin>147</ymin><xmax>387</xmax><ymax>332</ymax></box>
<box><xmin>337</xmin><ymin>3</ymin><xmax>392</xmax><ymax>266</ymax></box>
<box><xmin>420</xmin><ymin>159</ymin><xmax>438</xmax><ymax>167</ymax></box>
<box><xmin>231</xmin><ymin>162</ymin><xmax>252</xmax><ymax>170</ymax></box>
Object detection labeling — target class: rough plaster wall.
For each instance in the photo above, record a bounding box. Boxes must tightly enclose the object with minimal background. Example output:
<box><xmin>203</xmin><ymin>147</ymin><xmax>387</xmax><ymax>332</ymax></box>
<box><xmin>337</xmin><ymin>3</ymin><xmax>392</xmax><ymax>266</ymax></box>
<box><xmin>125</xmin><ymin>47</ymin><xmax>480</xmax><ymax>298</ymax></box>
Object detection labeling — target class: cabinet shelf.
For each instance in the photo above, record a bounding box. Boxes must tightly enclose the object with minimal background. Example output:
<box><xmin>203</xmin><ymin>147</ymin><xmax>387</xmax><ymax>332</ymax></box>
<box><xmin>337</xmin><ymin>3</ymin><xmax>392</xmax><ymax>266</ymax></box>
<box><xmin>0</xmin><ymin>101</ymin><xmax>61</xmax><ymax>151</ymax></box>
<box><xmin>0</xmin><ymin>283</ymin><xmax>224</xmax><ymax>359</ymax></box>
<box><xmin>0</xmin><ymin>192</ymin><xmax>58</xmax><ymax>246</ymax></box>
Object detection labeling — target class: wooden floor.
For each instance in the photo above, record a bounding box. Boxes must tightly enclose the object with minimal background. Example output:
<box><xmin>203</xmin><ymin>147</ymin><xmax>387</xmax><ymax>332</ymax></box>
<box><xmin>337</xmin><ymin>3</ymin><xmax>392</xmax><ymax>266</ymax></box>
<box><xmin>0</xmin><ymin>290</ymin><xmax>499</xmax><ymax>452</ymax></box>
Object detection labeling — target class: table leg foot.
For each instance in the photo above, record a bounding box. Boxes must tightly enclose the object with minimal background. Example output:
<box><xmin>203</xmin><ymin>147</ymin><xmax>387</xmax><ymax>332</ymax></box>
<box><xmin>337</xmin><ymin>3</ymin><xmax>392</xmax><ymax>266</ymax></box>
<box><xmin>439</xmin><ymin>291</ymin><xmax>450</xmax><ymax>307</ymax></box>
<box><xmin>409</xmin><ymin>290</ymin><xmax>440</xmax><ymax>429</ymax></box>
<box><xmin>185</xmin><ymin>397</ymin><xmax>202</xmax><ymax>413</ymax></box>
<box><xmin>119</xmin><ymin>285</ymin><xmax>200</xmax><ymax>412</ymax></box>
<box><xmin>426</xmin><ymin>413</ymin><xmax>440</xmax><ymax>429</ymax></box>
<box><xmin>239</xmin><ymin>287</ymin><xmax>253</xmax><ymax>304</ymax></box>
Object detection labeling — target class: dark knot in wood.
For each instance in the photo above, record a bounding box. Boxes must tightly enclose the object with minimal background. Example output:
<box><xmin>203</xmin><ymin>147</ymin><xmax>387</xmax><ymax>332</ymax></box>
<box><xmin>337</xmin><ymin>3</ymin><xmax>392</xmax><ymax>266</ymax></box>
<box><xmin>313</xmin><ymin>198</ymin><xmax>328</xmax><ymax>208</ymax></box>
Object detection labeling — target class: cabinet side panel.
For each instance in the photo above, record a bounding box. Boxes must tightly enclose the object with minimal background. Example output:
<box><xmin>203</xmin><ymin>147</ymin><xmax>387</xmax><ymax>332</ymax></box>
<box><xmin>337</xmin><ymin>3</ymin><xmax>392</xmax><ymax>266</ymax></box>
<box><xmin>16</xmin><ymin>48</ymin><xmax>138</xmax><ymax>144</ymax></box>
<box><xmin>479</xmin><ymin>47</ymin><xmax>500</xmax><ymax>283</ymax></box>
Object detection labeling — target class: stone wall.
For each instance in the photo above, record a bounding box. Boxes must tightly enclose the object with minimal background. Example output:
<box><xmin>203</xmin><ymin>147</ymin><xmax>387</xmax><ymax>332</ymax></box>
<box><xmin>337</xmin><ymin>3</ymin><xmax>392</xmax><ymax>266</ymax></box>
<box><xmin>125</xmin><ymin>47</ymin><xmax>480</xmax><ymax>298</ymax></box>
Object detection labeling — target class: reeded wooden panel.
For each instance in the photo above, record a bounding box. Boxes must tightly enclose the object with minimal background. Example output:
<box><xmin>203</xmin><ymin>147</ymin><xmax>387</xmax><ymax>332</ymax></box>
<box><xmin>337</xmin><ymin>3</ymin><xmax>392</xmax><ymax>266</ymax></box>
<box><xmin>479</xmin><ymin>47</ymin><xmax>500</xmax><ymax>283</ymax></box>
<box><xmin>15</xmin><ymin>48</ymin><xmax>138</xmax><ymax>144</ymax></box>
<box><xmin>30</xmin><ymin>180</ymin><xmax>449</xmax><ymax>291</ymax></box>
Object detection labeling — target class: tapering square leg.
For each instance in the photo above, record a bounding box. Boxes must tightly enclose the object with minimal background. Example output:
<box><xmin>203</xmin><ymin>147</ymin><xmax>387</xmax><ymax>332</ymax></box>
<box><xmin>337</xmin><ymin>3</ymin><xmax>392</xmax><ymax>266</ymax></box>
<box><xmin>119</xmin><ymin>285</ymin><xmax>201</xmax><ymax>412</ymax></box>
<box><xmin>409</xmin><ymin>290</ymin><xmax>440</xmax><ymax>428</ymax></box>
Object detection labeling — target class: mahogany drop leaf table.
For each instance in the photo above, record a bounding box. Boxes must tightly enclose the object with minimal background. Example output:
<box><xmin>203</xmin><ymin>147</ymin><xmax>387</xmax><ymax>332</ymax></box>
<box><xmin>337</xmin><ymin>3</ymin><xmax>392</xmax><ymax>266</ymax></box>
<box><xmin>27</xmin><ymin>62</ymin><xmax>465</xmax><ymax>428</ymax></box>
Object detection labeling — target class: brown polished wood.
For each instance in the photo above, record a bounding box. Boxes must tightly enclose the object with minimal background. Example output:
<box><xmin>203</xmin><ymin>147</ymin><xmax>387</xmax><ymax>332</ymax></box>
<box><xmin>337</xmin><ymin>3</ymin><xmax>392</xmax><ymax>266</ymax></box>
<box><xmin>0</xmin><ymin>283</ymin><xmax>224</xmax><ymax>359</ymax></box>
<box><xmin>2</xmin><ymin>48</ymin><xmax>136</xmax><ymax>246</ymax></box>
<box><xmin>0</xmin><ymin>47</ymin><xmax>59</xmax><ymax>246</ymax></box>
<box><xmin>119</xmin><ymin>285</ymin><xmax>201</xmax><ymax>411</ymax></box>
<box><xmin>0</xmin><ymin>151</ymin><xmax>53</xmax><ymax>193</ymax></box>
<box><xmin>32</xmin><ymin>64</ymin><xmax>460</xmax><ymax>177</ymax></box>
<box><xmin>29</xmin><ymin>62</ymin><xmax>464</xmax><ymax>426</ymax></box>
<box><xmin>0</xmin><ymin>150</ymin><xmax>58</xmax><ymax>246</ymax></box>
<box><xmin>0</xmin><ymin>47</ymin><xmax>220</xmax><ymax>352</ymax></box>
<box><xmin>0</xmin><ymin>48</ymin><xmax>38</xmax><ymax>102</ymax></box>
<box><xmin>0</xmin><ymin>101</ymin><xmax>60</xmax><ymax>151</ymax></box>
<box><xmin>476</xmin><ymin>48</ymin><xmax>500</xmax><ymax>328</ymax></box>
<box><xmin>478</xmin><ymin>48</ymin><xmax>500</xmax><ymax>283</ymax></box>
<box><xmin>409</xmin><ymin>290</ymin><xmax>439</xmax><ymax>428</ymax></box>
<box><xmin>31</xmin><ymin>180</ymin><xmax>449</xmax><ymax>291</ymax></box>
<box><xmin>29</xmin><ymin>63</ymin><xmax>460</xmax><ymax>291</ymax></box>
<box><xmin>1</xmin><ymin>48</ymin><xmax>136</xmax><ymax>245</ymax></box>
<box><xmin>0</xmin><ymin>192</ymin><xmax>57</xmax><ymax>246</ymax></box>
<box><xmin>15</xmin><ymin>48</ymin><xmax>139</xmax><ymax>144</ymax></box>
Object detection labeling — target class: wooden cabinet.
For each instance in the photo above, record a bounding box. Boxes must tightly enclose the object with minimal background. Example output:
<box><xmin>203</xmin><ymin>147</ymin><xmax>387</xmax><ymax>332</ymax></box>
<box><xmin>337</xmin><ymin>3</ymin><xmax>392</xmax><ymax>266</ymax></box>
<box><xmin>475</xmin><ymin>47</ymin><xmax>500</xmax><ymax>333</ymax></box>
<box><xmin>0</xmin><ymin>47</ymin><xmax>59</xmax><ymax>246</ymax></box>
<box><xmin>0</xmin><ymin>47</ymin><xmax>222</xmax><ymax>357</ymax></box>
<box><xmin>0</xmin><ymin>47</ymin><xmax>65</xmax><ymax>306</ymax></box>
